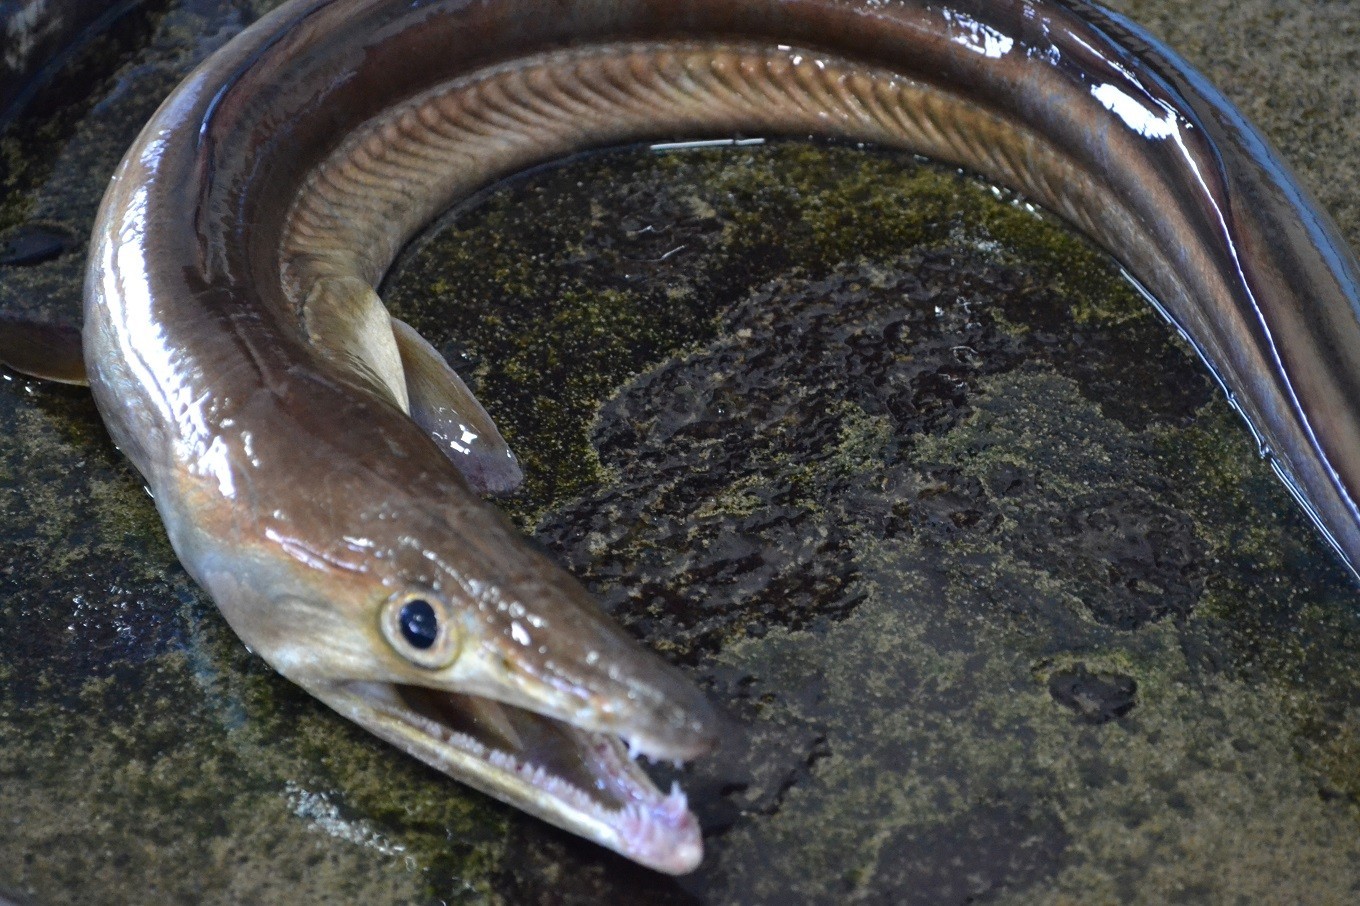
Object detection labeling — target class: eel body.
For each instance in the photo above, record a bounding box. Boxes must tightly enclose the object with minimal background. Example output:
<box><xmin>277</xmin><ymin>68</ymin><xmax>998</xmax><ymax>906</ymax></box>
<box><xmin>26</xmin><ymin>0</ymin><xmax>1358</xmax><ymax>873</ymax></box>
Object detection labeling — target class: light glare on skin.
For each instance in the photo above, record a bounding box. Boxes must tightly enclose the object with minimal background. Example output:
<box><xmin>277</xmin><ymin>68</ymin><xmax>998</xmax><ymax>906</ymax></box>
<box><xmin>1091</xmin><ymin>82</ymin><xmax>1179</xmax><ymax>140</ymax></box>
<box><xmin>942</xmin><ymin>8</ymin><xmax>1015</xmax><ymax>58</ymax></box>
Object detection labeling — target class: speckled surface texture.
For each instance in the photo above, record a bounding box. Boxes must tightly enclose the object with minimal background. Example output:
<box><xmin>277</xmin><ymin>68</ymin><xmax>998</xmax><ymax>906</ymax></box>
<box><xmin>2</xmin><ymin>1</ymin><xmax>1358</xmax><ymax>903</ymax></box>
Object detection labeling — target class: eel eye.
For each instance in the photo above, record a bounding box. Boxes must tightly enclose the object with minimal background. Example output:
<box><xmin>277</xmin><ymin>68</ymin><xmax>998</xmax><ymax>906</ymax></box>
<box><xmin>399</xmin><ymin>599</ymin><xmax>438</xmax><ymax>649</ymax></box>
<box><xmin>381</xmin><ymin>592</ymin><xmax>460</xmax><ymax>669</ymax></box>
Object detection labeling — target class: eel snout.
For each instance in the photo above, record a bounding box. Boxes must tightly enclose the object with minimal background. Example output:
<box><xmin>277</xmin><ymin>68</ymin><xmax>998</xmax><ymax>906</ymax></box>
<box><xmin>302</xmin><ymin>606</ymin><xmax>718</xmax><ymax>873</ymax></box>
<box><xmin>465</xmin><ymin>568</ymin><xmax>721</xmax><ymax>761</ymax></box>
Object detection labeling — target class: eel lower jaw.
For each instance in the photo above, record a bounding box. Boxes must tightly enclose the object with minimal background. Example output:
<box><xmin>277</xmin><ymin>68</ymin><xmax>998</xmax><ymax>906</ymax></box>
<box><xmin>306</xmin><ymin>678</ymin><xmax>705</xmax><ymax>874</ymax></box>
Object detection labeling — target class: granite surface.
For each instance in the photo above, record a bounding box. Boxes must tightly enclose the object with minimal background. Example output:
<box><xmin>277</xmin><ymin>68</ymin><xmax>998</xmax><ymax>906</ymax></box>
<box><xmin>1</xmin><ymin>1</ymin><xmax>1358</xmax><ymax>903</ymax></box>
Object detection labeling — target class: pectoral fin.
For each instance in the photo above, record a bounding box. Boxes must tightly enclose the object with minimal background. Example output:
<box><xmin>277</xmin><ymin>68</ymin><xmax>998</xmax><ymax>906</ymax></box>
<box><xmin>391</xmin><ymin>317</ymin><xmax>523</xmax><ymax>496</ymax></box>
<box><xmin>303</xmin><ymin>275</ymin><xmax>411</xmax><ymax>410</ymax></box>
<box><xmin>0</xmin><ymin>314</ymin><xmax>88</xmax><ymax>385</ymax></box>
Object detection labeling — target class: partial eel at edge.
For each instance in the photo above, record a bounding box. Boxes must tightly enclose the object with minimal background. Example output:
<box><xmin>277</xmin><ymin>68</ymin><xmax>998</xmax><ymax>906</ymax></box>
<box><xmin>76</xmin><ymin>0</ymin><xmax>1360</xmax><ymax>874</ymax></box>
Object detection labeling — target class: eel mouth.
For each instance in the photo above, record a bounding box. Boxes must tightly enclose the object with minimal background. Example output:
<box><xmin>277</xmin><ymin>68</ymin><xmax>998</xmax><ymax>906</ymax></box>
<box><xmin>313</xmin><ymin>679</ymin><xmax>704</xmax><ymax>874</ymax></box>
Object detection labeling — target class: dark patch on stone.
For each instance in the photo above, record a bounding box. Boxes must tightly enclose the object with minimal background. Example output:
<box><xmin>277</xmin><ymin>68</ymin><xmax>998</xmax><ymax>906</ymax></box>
<box><xmin>699</xmin><ymin>720</ymin><xmax>834</xmax><ymax>829</ymax></box>
<box><xmin>1019</xmin><ymin>493</ymin><xmax>1208</xmax><ymax>630</ymax></box>
<box><xmin>1048</xmin><ymin>663</ymin><xmax>1138</xmax><ymax>724</ymax></box>
<box><xmin>0</xmin><ymin>0</ymin><xmax>172</xmax><ymax>230</ymax></box>
<box><xmin>538</xmin><ymin>257</ymin><xmax>1044</xmax><ymax>660</ymax></box>
<box><xmin>996</xmin><ymin>280</ymin><xmax>1215</xmax><ymax>434</ymax></box>
<box><xmin>0</xmin><ymin>554</ymin><xmax>190</xmax><ymax>705</ymax></box>
<box><xmin>0</xmin><ymin>223</ymin><xmax>75</xmax><ymax>266</ymax></box>
<box><xmin>866</xmin><ymin>803</ymin><xmax>1070</xmax><ymax>904</ymax></box>
<box><xmin>492</xmin><ymin>811</ymin><xmax>705</xmax><ymax>906</ymax></box>
<box><xmin>682</xmin><ymin>667</ymin><xmax>838</xmax><ymax>829</ymax></box>
<box><xmin>579</xmin><ymin>182</ymin><xmax>726</xmax><ymax>277</ymax></box>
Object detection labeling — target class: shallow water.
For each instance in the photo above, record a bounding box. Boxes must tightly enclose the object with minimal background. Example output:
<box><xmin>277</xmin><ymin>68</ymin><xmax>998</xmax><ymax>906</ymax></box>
<box><xmin>2</xmin><ymin>1</ymin><xmax>1358</xmax><ymax>903</ymax></box>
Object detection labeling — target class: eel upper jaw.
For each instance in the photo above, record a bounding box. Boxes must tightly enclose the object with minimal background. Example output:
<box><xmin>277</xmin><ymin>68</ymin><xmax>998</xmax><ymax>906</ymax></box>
<box><xmin>301</xmin><ymin>674</ymin><xmax>707</xmax><ymax>874</ymax></box>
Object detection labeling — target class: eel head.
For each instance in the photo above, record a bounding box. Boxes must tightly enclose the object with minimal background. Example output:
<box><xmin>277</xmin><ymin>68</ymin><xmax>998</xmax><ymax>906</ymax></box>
<box><xmin>189</xmin><ymin>465</ymin><xmax>718</xmax><ymax>874</ymax></box>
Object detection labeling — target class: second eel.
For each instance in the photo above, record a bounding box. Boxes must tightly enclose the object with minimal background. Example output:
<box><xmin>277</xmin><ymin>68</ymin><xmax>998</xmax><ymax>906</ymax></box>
<box><xmin>21</xmin><ymin>0</ymin><xmax>1357</xmax><ymax>873</ymax></box>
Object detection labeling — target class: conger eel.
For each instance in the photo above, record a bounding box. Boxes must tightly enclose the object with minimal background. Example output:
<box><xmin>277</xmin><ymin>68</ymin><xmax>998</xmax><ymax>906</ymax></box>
<box><xmin>3</xmin><ymin>0</ymin><xmax>1359</xmax><ymax>874</ymax></box>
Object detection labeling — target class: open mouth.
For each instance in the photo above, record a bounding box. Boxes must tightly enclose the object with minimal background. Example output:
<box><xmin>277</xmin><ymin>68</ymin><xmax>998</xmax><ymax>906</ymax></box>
<box><xmin>314</xmin><ymin>679</ymin><xmax>703</xmax><ymax>874</ymax></box>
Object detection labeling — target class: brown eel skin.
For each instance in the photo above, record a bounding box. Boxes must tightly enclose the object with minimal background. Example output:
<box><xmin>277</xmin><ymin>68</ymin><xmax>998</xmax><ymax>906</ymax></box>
<box><xmin>4</xmin><ymin>0</ymin><xmax>1359</xmax><ymax>874</ymax></box>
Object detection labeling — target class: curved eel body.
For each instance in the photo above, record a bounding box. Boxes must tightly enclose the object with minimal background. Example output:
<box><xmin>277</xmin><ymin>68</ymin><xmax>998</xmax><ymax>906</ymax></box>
<box><xmin>62</xmin><ymin>0</ymin><xmax>1360</xmax><ymax>873</ymax></box>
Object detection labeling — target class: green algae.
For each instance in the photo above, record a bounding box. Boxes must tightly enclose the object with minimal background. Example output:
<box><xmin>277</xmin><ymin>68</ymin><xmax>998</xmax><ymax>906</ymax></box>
<box><xmin>0</xmin><ymin>1</ymin><xmax>172</xmax><ymax>237</ymax></box>
<box><xmin>695</xmin><ymin>369</ymin><xmax>1360</xmax><ymax>903</ymax></box>
<box><xmin>0</xmin><ymin>656</ymin><xmax>430</xmax><ymax>905</ymax></box>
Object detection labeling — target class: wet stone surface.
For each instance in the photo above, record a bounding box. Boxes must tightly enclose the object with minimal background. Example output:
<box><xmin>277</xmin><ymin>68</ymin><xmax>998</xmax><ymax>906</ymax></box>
<box><xmin>1048</xmin><ymin>664</ymin><xmax>1139</xmax><ymax>724</ymax></box>
<box><xmin>3</xmin><ymin>1</ymin><xmax>1360</xmax><ymax>904</ymax></box>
